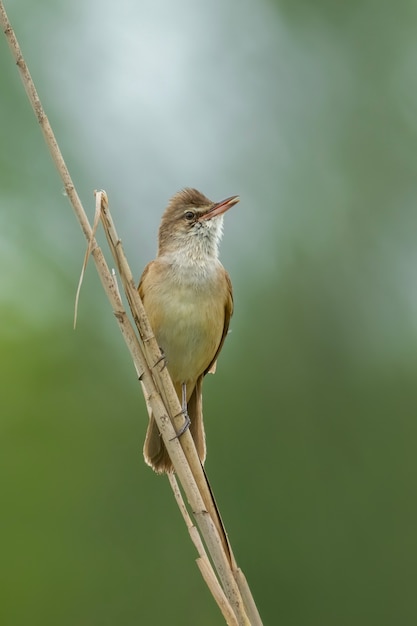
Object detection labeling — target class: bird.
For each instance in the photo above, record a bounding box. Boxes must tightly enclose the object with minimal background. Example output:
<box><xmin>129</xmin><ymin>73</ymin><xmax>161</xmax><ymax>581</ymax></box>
<box><xmin>138</xmin><ymin>188</ymin><xmax>239</xmax><ymax>473</ymax></box>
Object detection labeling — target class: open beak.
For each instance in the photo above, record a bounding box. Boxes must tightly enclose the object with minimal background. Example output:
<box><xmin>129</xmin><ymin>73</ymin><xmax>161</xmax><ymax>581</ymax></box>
<box><xmin>199</xmin><ymin>195</ymin><xmax>240</xmax><ymax>220</ymax></box>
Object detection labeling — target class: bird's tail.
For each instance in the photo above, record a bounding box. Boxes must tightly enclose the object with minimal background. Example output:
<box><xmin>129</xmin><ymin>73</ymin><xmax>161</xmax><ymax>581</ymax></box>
<box><xmin>143</xmin><ymin>376</ymin><xmax>206</xmax><ymax>474</ymax></box>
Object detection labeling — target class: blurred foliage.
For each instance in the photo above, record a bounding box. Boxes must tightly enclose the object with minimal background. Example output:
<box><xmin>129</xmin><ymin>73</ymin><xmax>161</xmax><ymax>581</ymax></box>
<box><xmin>2</xmin><ymin>0</ymin><xmax>417</xmax><ymax>624</ymax></box>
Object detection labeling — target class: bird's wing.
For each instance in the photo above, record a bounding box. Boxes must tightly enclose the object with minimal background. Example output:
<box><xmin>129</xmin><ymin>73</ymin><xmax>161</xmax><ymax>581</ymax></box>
<box><xmin>137</xmin><ymin>261</ymin><xmax>153</xmax><ymax>300</ymax></box>
<box><xmin>205</xmin><ymin>269</ymin><xmax>234</xmax><ymax>375</ymax></box>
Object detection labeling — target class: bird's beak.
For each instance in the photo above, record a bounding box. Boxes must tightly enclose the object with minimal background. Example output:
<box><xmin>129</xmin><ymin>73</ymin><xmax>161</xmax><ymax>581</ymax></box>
<box><xmin>199</xmin><ymin>195</ymin><xmax>240</xmax><ymax>220</ymax></box>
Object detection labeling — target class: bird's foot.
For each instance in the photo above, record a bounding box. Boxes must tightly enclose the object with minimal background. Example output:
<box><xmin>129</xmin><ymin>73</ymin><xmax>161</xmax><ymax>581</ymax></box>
<box><xmin>170</xmin><ymin>409</ymin><xmax>191</xmax><ymax>440</ymax></box>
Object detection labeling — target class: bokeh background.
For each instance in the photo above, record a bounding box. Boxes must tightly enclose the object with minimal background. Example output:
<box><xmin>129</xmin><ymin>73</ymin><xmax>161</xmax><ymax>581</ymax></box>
<box><xmin>2</xmin><ymin>0</ymin><xmax>417</xmax><ymax>624</ymax></box>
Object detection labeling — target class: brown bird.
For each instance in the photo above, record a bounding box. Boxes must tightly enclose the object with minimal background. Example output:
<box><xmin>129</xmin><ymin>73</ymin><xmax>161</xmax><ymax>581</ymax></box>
<box><xmin>138</xmin><ymin>188</ymin><xmax>239</xmax><ymax>473</ymax></box>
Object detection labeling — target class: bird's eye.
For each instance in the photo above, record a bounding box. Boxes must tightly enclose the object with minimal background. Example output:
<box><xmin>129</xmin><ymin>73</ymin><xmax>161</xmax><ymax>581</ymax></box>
<box><xmin>184</xmin><ymin>211</ymin><xmax>195</xmax><ymax>221</ymax></box>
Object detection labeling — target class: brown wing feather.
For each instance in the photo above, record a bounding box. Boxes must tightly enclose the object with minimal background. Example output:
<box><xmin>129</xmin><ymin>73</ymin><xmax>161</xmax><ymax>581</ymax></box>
<box><xmin>204</xmin><ymin>269</ymin><xmax>233</xmax><ymax>375</ymax></box>
<box><xmin>138</xmin><ymin>261</ymin><xmax>152</xmax><ymax>300</ymax></box>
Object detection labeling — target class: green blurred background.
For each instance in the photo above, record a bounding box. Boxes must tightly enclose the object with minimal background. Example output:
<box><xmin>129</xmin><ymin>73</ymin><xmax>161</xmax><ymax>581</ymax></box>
<box><xmin>2</xmin><ymin>0</ymin><xmax>417</xmax><ymax>624</ymax></box>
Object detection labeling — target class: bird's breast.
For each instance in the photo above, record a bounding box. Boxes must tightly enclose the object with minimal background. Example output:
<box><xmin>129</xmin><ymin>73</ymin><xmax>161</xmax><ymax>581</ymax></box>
<box><xmin>142</xmin><ymin>263</ymin><xmax>227</xmax><ymax>384</ymax></box>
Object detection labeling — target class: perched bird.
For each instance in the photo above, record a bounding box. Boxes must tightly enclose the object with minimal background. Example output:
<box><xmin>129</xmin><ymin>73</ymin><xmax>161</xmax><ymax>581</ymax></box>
<box><xmin>138</xmin><ymin>188</ymin><xmax>239</xmax><ymax>473</ymax></box>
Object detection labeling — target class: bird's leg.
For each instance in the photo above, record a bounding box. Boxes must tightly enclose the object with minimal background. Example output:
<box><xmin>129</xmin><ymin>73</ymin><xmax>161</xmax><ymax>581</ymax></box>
<box><xmin>170</xmin><ymin>382</ymin><xmax>191</xmax><ymax>439</ymax></box>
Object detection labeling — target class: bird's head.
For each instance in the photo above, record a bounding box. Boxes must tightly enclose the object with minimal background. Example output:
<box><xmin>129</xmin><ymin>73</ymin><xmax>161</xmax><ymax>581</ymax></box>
<box><xmin>158</xmin><ymin>188</ymin><xmax>239</xmax><ymax>259</ymax></box>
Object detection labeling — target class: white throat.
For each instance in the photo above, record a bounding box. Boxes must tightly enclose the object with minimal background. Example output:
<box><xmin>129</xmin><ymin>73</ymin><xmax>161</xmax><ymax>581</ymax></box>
<box><xmin>160</xmin><ymin>216</ymin><xmax>224</xmax><ymax>286</ymax></box>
